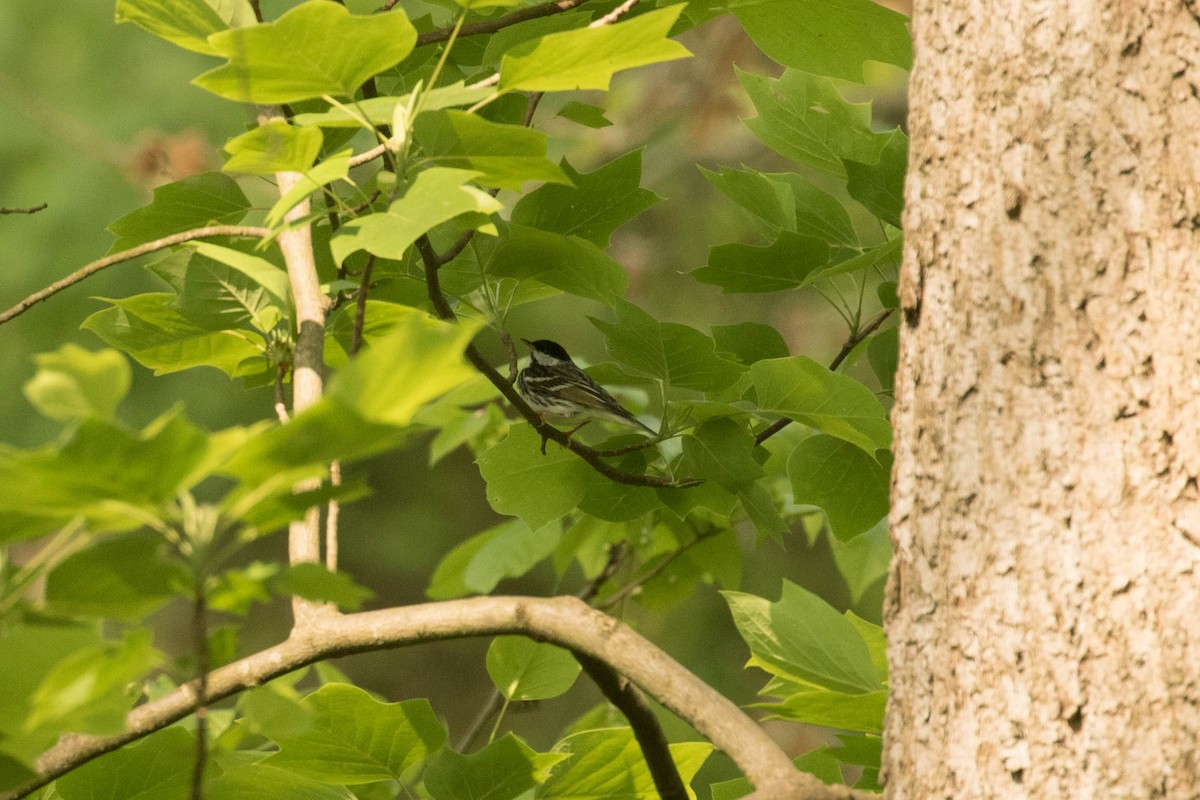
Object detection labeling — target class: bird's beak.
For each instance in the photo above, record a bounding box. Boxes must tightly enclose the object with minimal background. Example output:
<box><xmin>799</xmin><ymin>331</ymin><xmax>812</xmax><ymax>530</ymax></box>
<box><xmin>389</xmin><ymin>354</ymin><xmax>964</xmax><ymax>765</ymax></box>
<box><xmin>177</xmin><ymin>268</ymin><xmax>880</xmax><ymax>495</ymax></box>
<box><xmin>521</xmin><ymin>338</ymin><xmax>534</xmax><ymax>349</ymax></box>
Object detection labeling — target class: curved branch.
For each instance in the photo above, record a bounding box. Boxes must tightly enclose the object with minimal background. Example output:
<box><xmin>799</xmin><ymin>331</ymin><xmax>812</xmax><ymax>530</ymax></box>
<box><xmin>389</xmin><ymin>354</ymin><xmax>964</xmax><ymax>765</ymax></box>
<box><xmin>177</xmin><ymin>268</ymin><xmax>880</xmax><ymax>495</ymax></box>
<box><xmin>17</xmin><ymin>597</ymin><xmax>867</xmax><ymax>800</ymax></box>
<box><xmin>755</xmin><ymin>308</ymin><xmax>895</xmax><ymax>446</ymax></box>
<box><xmin>0</xmin><ymin>225</ymin><xmax>271</xmax><ymax>326</ymax></box>
<box><xmin>0</xmin><ymin>203</ymin><xmax>47</xmax><ymax>215</ymax></box>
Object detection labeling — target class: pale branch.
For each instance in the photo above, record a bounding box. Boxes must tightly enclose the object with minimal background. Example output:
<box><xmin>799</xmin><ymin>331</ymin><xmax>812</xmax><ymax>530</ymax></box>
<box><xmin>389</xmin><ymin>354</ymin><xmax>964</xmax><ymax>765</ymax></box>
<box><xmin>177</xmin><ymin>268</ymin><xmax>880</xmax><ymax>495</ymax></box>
<box><xmin>17</xmin><ymin>597</ymin><xmax>868</xmax><ymax>800</ymax></box>
<box><xmin>0</xmin><ymin>202</ymin><xmax>47</xmax><ymax>215</ymax></box>
<box><xmin>414</xmin><ymin>0</ymin><xmax>589</xmax><ymax>48</ymax></box>
<box><xmin>263</xmin><ymin>106</ymin><xmax>328</xmax><ymax>624</ymax></box>
<box><xmin>415</xmin><ymin>233</ymin><xmax>700</xmax><ymax>489</ymax></box>
<box><xmin>0</xmin><ymin>225</ymin><xmax>271</xmax><ymax>326</ymax></box>
<box><xmin>755</xmin><ymin>308</ymin><xmax>896</xmax><ymax>446</ymax></box>
<box><xmin>349</xmin><ymin>141</ymin><xmax>389</xmax><ymax>168</ymax></box>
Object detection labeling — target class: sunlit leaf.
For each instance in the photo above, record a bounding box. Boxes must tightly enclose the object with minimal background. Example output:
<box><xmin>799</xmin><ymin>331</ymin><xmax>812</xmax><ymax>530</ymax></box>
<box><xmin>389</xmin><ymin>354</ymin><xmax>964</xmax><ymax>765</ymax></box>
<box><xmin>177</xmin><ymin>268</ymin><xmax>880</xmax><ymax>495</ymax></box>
<box><xmin>486</xmin><ymin>637</ymin><xmax>581</xmax><ymax>701</ymax></box>
<box><xmin>425</xmin><ymin>734</ymin><xmax>565</xmax><ymax>800</ymax></box>
<box><xmin>22</xmin><ymin>344</ymin><xmax>130</xmax><ymax>421</ymax></box>
<box><xmin>56</xmin><ymin>727</ymin><xmax>194</xmax><ymax>800</ymax></box>
<box><xmin>414</xmin><ymin>110</ymin><xmax>570</xmax><ymax>190</ymax></box>
<box><xmin>115</xmin><ymin>0</ymin><xmax>254</xmax><ymax>56</ymax></box>
<box><xmin>540</xmin><ymin>728</ymin><xmax>711</xmax><ymax>799</ymax></box>
<box><xmin>223</xmin><ymin>120</ymin><xmax>324</xmax><ymax>175</ymax></box>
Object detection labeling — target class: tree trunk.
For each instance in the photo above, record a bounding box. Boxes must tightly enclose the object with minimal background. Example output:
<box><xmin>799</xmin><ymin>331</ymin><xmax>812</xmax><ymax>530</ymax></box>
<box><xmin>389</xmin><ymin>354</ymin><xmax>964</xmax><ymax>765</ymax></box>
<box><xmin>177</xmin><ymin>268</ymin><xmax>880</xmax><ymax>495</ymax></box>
<box><xmin>885</xmin><ymin>2</ymin><xmax>1200</xmax><ymax>797</ymax></box>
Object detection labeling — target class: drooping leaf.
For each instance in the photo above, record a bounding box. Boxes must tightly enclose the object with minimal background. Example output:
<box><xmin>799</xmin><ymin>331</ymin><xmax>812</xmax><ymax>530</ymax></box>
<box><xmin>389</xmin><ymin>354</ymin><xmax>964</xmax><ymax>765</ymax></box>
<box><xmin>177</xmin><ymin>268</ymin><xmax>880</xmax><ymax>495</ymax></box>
<box><xmin>424</xmin><ymin>735</ymin><xmax>566</xmax><ymax>800</ymax></box>
<box><xmin>729</xmin><ymin>0</ymin><xmax>912</xmax><ymax>81</ymax></box>
<box><xmin>711</xmin><ymin>322</ymin><xmax>789</xmax><ymax>365</ymax></box>
<box><xmin>867</xmin><ymin>323</ymin><xmax>898</xmax><ymax>393</ymax></box>
<box><xmin>555</xmin><ymin>101</ymin><xmax>613</xmax><ymax>128</ymax></box>
<box><xmin>487</xmin><ymin>225</ymin><xmax>628</xmax><ymax>303</ymax></box>
<box><xmin>737</xmin><ymin>483</ymin><xmax>789</xmax><ymax>544</ymax></box>
<box><xmin>738</xmin><ymin>68</ymin><xmax>890</xmax><ymax>177</ymax></box>
<box><xmin>788</xmin><ymin>434</ymin><xmax>891</xmax><ymax>540</ymax></box>
<box><xmin>486</xmin><ymin>637</ymin><xmax>581</xmax><ymax>701</ymax></box>
<box><xmin>695</xmin><ymin>231</ymin><xmax>830</xmax><ymax>293</ymax></box>
<box><xmin>44</xmin><ymin>535</ymin><xmax>186</xmax><ymax>620</ymax></box>
<box><xmin>499</xmin><ymin>5</ymin><xmax>691</xmax><ymax>92</ymax></box>
<box><xmin>428</xmin><ymin>518</ymin><xmax>563</xmax><ymax>599</ymax></box>
<box><xmin>223</xmin><ymin>120</ymin><xmax>324</xmax><ymax>175</ymax></box>
<box><xmin>414</xmin><ymin>110</ymin><xmax>570</xmax><ymax>190</ymax></box>
<box><xmin>83</xmin><ymin>293</ymin><xmax>267</xmax><ymax>378</ymax></box>
<box><xmin>331</xmin><ymin>168</ymin><xmax>502</xmax><ymax>263</ymax></box>
<box><xmin>750</xmin><ymin>356</ymin><xmax>891</xmax><ymax>453</ymax></box>
<box><xmin>679</xmin><ymin>418</ymin><xmax>762</xmax><ymax>490</ymax></box>
<box><xmin>107</xmin><ymin>172</ymin><xmax>251</xmax><ymax>253</ymax></box>
<box><xmin>274</xmin><ymin>563</ymin><xmax>375</xmax><ymax>611</ymax></box>
<box><xmin>760</xmin><ymin>677</ymin><xmax>887</xmax><ymax>733</ymax></box>
<box><xmin>477</xmin><ymin>426</ymin><xmax>592</xmax><ymax>530</ymax></box>
<box><xmin>294</xmin><ymin>84</ymin><xmax>493</xmax><ymax>128</ymax></box>
<box><xmin>844</xmin><ymin>128</ymin><xmax>908</xmax><ymax>227</ymax></box>
<box><xmin>22</xmin><ymin>344</ymin><xmax>130</xmax><ymax>421</ymax></box>
<box><xmin>265</xmin><ymin>150</ymin><xmax>353</xmax><ymax>228</ymax></box>
<box><xmin>590</xmin><ymin>301</ymin><xmax>743</xmax><ymax>392</ymax></box>
<box><xmin>195</xmin><ymin>1</ymin><xmax>418</xmax><ymax>103</ymax></box>
<box><xmin>207</xmin><ymin>754</ymin><xmax>355</xmax><ymax>800</ymax></box>
<box><xmin>831</xmin><ymin>520</ymin><xmax>891</xmax><ymax>606</ymax></box>
<box><xmin>725</xmin><ymin>581</ymin><xmax>882</xmax><ymax>694</ymax></box>
<box><xmin>511</xmin><ymin>151</ymin><xmax>660</xmax><ymax>247</ymax></box>
<box><xmin>114</xmin><ymin>0</ymin><xmax>254</xmax><ymax>56</ymax></box>
<box><xmin>266</xmin><ymin>685</ymin><xmax>447</xmax><ymax>783</ymax></box>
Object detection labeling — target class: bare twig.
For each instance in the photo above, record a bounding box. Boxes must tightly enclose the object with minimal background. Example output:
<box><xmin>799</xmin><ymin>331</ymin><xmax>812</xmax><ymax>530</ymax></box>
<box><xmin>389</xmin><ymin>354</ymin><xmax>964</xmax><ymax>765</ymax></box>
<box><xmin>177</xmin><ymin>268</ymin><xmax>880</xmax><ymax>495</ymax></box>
<box><xmin>326</xmin><ymin>462</ymin><xmax>340</xmax><ymax>572</ymax></box>
<box><xmin>576</xmin><ymin>653</ymin><xmax>688</xmax><ymax>800</ymax></box>
<box><xmin>755</xmin><ymin>308</ymin><xmax>895</xmax><ymax>446</ymax></box>
<box><xmin>457</xmin><ymin>691</ymin><xmax>507</xmax><ymax>751</ymax></box>
<box><xmin>414</xmin><ymin>0</ymin><xmax>588</xmax><ymax>47</ymax></box>
<box><xmin>0</xmin><ymin>225</ymin><xmax>270</xmax><ymax>326</ymax></box>
<box><xmin>588</xmin><ymin>0</ymin><xmax>639</xmax><ymax>27</ymax></box>
<box><xmin>349</xmin><ymin>142</ymin><xmax>389</xmax><ymax>168</ymax></box>
<box><xmin>595</xmin><ymin>530</ymin><xmax>718</xmax><ymax>610</ymax></box>
<box><xmin>16</xmin><ymin>597</ymin><xmax>860</xmax><ymax>800</ymax></box>
<box><xmin>273</xmin><ymin>363</ymin><xmax>290</xmax><ymax>423</ymax></box>
<box><xmin>0</xmin><ymin>203</ymin><xmax>47</xmax><ymax>215</ymax></box>
<box><xmin>523</xmin><ymin>92</ymin><xmax>545</xmax><ymax>127</ymax></box>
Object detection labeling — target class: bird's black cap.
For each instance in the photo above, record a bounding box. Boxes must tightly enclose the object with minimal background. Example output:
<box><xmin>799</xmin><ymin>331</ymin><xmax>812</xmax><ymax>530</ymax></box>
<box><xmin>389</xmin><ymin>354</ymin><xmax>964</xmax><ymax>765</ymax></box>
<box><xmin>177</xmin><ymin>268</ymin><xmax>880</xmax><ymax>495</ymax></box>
<box><xmin>523</xmin><ymin>339</ymin><xmax>573</xmax><ymax>361</ymax></box>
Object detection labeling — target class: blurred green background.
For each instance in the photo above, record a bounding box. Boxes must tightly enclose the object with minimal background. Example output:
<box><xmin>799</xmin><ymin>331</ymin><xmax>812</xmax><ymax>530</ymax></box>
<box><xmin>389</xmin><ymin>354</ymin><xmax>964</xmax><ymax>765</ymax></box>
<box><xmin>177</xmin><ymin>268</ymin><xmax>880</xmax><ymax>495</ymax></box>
<box><xmin>0</xmin><ymin>0</ymin><xmax>907</xmax><ymax>773</ymax></box>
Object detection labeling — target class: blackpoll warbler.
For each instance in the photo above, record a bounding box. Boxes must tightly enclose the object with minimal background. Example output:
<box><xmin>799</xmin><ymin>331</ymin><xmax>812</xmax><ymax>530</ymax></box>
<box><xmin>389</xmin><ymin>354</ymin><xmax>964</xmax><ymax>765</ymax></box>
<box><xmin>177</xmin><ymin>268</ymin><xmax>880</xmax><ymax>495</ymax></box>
<box><xmin>517</xmin><ymin>339</ymin><xmax>655</xmax><ymax>435</ymax></box>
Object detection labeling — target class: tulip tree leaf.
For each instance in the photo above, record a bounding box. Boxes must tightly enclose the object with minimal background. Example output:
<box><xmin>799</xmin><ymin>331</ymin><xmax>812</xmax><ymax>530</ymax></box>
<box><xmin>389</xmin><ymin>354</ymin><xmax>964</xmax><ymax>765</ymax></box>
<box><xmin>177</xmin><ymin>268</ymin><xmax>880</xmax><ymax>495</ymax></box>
<box><xmin>114</xmin><ymin>0</ymin><xmax>254</xmax><ymax>56</ymax></box>
<box><xmin>223</xmin><ymin>120</ymin><xmax>323</xmax><ymax>175</ymax></box>
<box><xmin>22</xmin><ymin>344</ymin><xmax>131</xmax><ymax>421</ymax></box>
<box><xmin>414</xmin><ymin>110</ymin><xmax>570</xmax><ymax>190</ymax></box>
<box><xmin>107</xmin><ymin>172</ymin><xmax>251</xmax><ymax>253</ymax></box>
<box><xmin>195</xmin><ymin>0</ymin><xmax>418</xmax><ymax>103</ymax></box>
<box><xmin>499</xmin><ymin>5</ymin><xmax>691</xmax><ymax>92</ymax></box>
<box><xmin>486</xmin><ymin>637</ymin><xmax>581</xmax><ymax>701</ymax></box>
<box><xmin>540</xmin><ymin>728</ymin><xmax>711</xmax><ymax>799</ymax></box>
<box><xmin>56</xmin><ymin>727</ymin><xmax>195</xmax><ymax>800</ymax></box>
<box><xmin>487</xmin><ymin>225</ymin><xmax>628</xmax><ymax>303</ymax></box>
<box><xmin>788</xmin><ymin>434</ymin><xmax>891</xmax><ymax>540</ymax></box>
<box><xmin>477</xmin><ymin>425</ymin><xmax>592</xmax><ymax>530</ymax></box>
<box><xmin>695</xmin><ymin>231</ymin><xmax>831</xmax><ymax>293</ymax></box>
<box><xmin>728</xmin><ymin>0</ymin><xmax>912</xmax><ymax>82</ymax></box>
<box><xmin>424</xmin><ymin>735</ymin><xmax>566</xmax><ymax>800</ymax></box>
<box><xmin>844</xmin><ymin>128</ymin><xmax>908</xmax><ymax>227</ymax></box>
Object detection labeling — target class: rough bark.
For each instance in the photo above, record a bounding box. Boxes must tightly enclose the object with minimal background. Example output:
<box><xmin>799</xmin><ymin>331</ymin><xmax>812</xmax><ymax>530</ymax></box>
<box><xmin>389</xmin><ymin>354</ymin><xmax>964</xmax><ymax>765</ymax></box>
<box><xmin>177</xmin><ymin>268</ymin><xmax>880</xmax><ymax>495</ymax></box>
<box><xmin>886</xmin><ymin>1</ymin><xmax>1200</xmax><ymax>797</ymax></box>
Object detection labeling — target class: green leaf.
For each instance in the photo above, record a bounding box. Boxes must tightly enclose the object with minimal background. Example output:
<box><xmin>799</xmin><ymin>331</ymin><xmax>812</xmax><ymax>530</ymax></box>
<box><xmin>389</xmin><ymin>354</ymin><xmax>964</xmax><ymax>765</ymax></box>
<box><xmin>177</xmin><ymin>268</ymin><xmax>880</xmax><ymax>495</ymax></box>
<box><xmin>737</xmin><ymin>483</ymin><xmax>788</xmax><ymax>544</ymax></box>
<box><xmin>331</xmin><ymin>167</ymin><xmax>502</xmax><ymax>263</ymax></box>
<box><xmin>107</xmin><ymin>172</ymin><xmax>250</xmax><ymax>253</ymax></box>
<box><xmin>761</xmin><ymin>678</ymin><xmax>886</xmax><ymax>733</ymax></box>
<box><xmin>426</xmin><ymin>734</ymin><xmax>565</xmax><ymax>800</ymax></box>
<box><xmin>511</xmin><ymin>151</ymin><xmax>660</xmax><ymax>247</ymax></box>
<box><xmin>207</xmin><ymin>755</ymin><xmax>355</xmax><ymax>800</ymax></box>
<box><xmin>679</xmin><ymin>418</ymin><xmax>761</xmax><ymax>490</ymax></box>
<box><xmin>700</xmin><ymin>165</ymin><xmax>795</xmax><ymax>232</ymax></box>
<box><xmin>456</xmin><ymin>0</ymin><xmax>524</xmax><ymax>9</ymax></box>
<box><xmin>56</xmin><ymin>727</ymin><xmax>194</xmax><ymax>800</ymax></box>
<box><xmin>115</xmin><ymin>0</ymin><xmax>254</xmax><ymax>56</ymax></box>
<box><xmin>414</xmin><ymin>110</ymin><xmax>569</xmax><ymax>191</ymax></box>
<box><xmin>45</xmin><ymin>535</ymin><xmax>186</xmax><ymax>619</ymax></box>
<box><xmin>556</xmin><ymin>101</ymin><xmax>613</xmax><ymax>128</ymax></box>
<box><xmin>701</xmin><ymin>167</ymin><xmax>860</xmax><ymax>248</ymax></box>
<box><xmin>590</xmin><ymin>301</ymin><xmax>743</xmax><ymax>392</ymax></box>
<box><xmin>265</xmin><ymin>150</ymin><xmax>353</xmax><ymax>228</ymax></box>
<box><xmin>725</xmin><ymin>581</ymin><xmax>882</xmax><ymax>694</ymax></box>
<box><xmin>499</xmin><ymin>5</ymin><xmax>691</xmax><ymax>92</ymax></box>
<box><xmin>22</xmin><ymin>344</ymin><xmax>130</xmax><ymax>421</ymax></box>
<box><xmin>237</xmin><ymin>677</ymin><xmax>316</xmax><ymax>741</ymax></box>
<box><xmin>195</xmin><ymin>1</ymin><xmax>418</xmax><ymax>103</ymax></box>
<box><xmin>0</xmin><ymin>413</ymin><xmax>214</xmax><ymax>540</ymax></box>
<box><xmin>738</xmin><ymin>68</ymin><xmax>889</xmax><ymax>177</ymax></box>
<box><xmin>808</xmin><ymin>235</ymin><xmax>902</xmax><ymax>283</ymax></box>
<box><xmin>179</xmin><ymin>242</ymin><xmax>291</xmax><ymax>318</ymax></box>
<box><xmin>750</xmin><ymin>356</ymin><xmax>891</xmax><ymax>453</ymax></box>
<box><xmin>274</xmin><ymin>563</ymin><xmax>375</xmax><ymax>611</ymax></box>
<box><xmin>712</xmin><ymin>322</ymin><xmax>789</xmax><ymax>365</ymax></box>
<box><xmin>428</xmin><ymin>519</ymin><xmax>562</xmax><ymax>599</ymax></box>
<box><xmin>710</xmin><ymin>746</ymin><xmax>843</xmax><ymax>800</ymax></box>
<box><xmin>26</xmin><ymin>628</ymin><xmax>164</xmax><ymax>735</ymax></box>
<box><xmin>695</xmin><ymin>231</ymin><xmax>830</xmax><ymax>293</ymax></box>
<box><xmin>209</xmin><ymin>562</ymin><xmax>279</xmax><ymax>615</ymax></box>
<box><xmin>487</xmin><ymin>225</ymin><xmax>628</xmax><ymax>303</ymax></box>
<box><xmin>223</xmin><ymin>120</ymin><xmax>324</xmax><ymax>175</ymax></box>
<box><xmin>540</xmin><ymin>728</ymin><xmax>711</xmax><ymax>799</ymax></box>
<box><xmin>83</xmin><ymin>293</ymin><xmax>267</xmax><ymax>378</ymax></box>
<box><xmin>486</xmin><ymin>637</ymin><xmax>581</xmax><ymax>701</ymax></box>
<box><xmin>844</xmin><ymin>128</ymin><xmax>908</xmax><ymax>227</ymax></box>
<box><xmin>831</xmin><ymin>519</ymin><xmax>891</xmax><ymax>606</ymax></box>
<box><xmin>477</xmin><ymin>425</ymin><xmax>591</xmax><ymax>530</ymax></box>
<box><xmin>867</xmin><ymin>325</ymin><xmax>898</xmax><ymax>393</ymax></box>
<box><xmin>788</xmin><ymin>435</ymin><xmax>890</xmax><ymax>540</ymax></box>
<box><xmin>729</xmin><ymin>0</ymin><xmax>912</xmax><ymax>81</ymax></box>
<box><xmin>267</xmin><ymin>685</ymin><xmax>446</xmax><ymax>783</ymax></box>
<box><xmin>845</xmin><ymin>612</ymin><xmax>887</xmax><ymax>681</ymax></box>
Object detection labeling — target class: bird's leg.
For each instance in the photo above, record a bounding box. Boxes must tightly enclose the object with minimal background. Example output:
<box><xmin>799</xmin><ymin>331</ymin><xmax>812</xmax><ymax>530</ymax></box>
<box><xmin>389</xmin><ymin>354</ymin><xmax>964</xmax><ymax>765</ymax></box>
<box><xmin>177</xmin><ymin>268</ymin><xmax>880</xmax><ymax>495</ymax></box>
<box><xmin>563</xmin><ymin>421</ymin><xmax>590</xmax><ymax>439</ymax></box>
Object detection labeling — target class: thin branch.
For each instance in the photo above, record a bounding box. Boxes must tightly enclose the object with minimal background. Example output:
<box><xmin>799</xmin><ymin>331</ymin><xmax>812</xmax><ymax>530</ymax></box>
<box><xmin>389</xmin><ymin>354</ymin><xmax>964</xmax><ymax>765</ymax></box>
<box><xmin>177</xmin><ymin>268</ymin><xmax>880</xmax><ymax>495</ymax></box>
<box><xmin>189</xmin><ymin>576</ymin><xmax>209</xmax><ymax>800</ymax></box>
<box><xmin>523</xmin><ymin>91</ymin><xmax>545</xmax><ymax>127</ymax></box>
<box><xmin>349</xmin><ymin>142</ymin><xmax>389</xmax><ymax>168</ymax></box>
<box><xmin>588</xmin><ymin>0</ymin><xmax>639</xmax><ymax>27</ymax></box>
<box><xmin>0</xmin><ymin>203</ymin><xmax>47</xmax><ymax>215</ymax></box>
<box><xmin>457</xmin><ymin>691</ymin><xmax>506</xmax><ymax>751</ymax></box>
<box><xmin>576</xmin><ymin>654</ymin><xmax>688</xmax><ymax>800</ymax></box>
<box><xmin>415</xmin><ymin>234</ymin><xmax>699</xmax><ymax>488</ymax></box>
<box><xmin>273</xmin><ymin>364</ymin><xmax>290</xmax><ymax>423</ymax></box>
<box><xmin>326</xmin><ymin>462</ymin><xmax>340</xmax><ymax>573</ymax></box>
<box><xmin>0</xmin><ymin>225</ymin><xmax>270</xmax><ymax>326</ymax></box>
<box><xmin>414</xmin><ymin>0</ymin><xmax>588</xmax><ymax>47</ymax></box>
<box><xmin>595</xmin><ymin>531</ymin><xmax>717</xmax><ymax>610</ymax></box>
<box><xmin>350</xmin><ymin>255</ymin><xmax>377</xmax><ymax>357</ymax></box>
<box><xmin>755</xmin><ymin>308</ymin><xmax>896</xmax><ymax>446</ymax></box>
<box><xmin>18</xmin><ymin>597</ymin><xmax>864</xmax><ymax>800</ymax></box>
